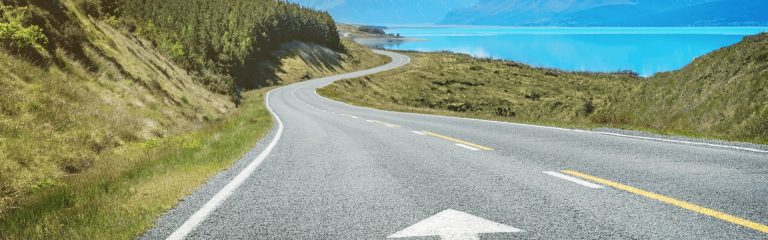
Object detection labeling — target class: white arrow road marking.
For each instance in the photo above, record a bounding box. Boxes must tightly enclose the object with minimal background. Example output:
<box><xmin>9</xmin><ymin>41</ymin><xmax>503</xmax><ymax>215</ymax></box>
<box><xmin>544</xmin><ymin>171</ymin><xmax>604</xmax><ymax>189</ymax></box>
<box><xmin>388</xmin><ymin>209</ymin><xmax>523</xmax><ymax>240</ymax></box>
<box><xmin>455</xmin><ymin>143</ymin><xmax>480</xmax><ymax>151</ymax></box>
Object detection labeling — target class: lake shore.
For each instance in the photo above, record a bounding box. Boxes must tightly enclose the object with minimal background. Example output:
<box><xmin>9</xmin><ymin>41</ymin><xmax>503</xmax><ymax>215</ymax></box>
<box><xmin>376</xmin><ymin>26</ymin><xmax>768</xmax><ymax>76</ymax></box>
<box><xmin>319</xmin><ymin>33</ymin><xmax>768</xmax><ymax>145</ymax></box>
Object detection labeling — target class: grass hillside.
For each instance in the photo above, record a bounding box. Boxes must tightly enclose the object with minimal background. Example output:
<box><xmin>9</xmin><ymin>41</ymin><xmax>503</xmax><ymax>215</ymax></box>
<box><xmin>0</xmin><ymin>0</ymin><xmax>386</xmax><ymax>238</ymax></box>
<box><xmin>603</xmin><ymin>33</ymin><xmax>768</xmax><ymax>143</ymax></box>
<box><xmin>320</xmin><ymin>33</ymin><xmax>768</xmax><ymax>144</ymax></box>
<box><xmin>1</xmin><ymin>0</ymin><xmax>233</xmax><ymax>216</ymax></box>
<box><xmin>320</xmin><ymin>51</ymin><xmax>641</xmax><ymax>127</ymax></box>
<box><xmin>119</xmin><ymin>0</ymin><xmax>344</xmax><ymax>91</ymax></box>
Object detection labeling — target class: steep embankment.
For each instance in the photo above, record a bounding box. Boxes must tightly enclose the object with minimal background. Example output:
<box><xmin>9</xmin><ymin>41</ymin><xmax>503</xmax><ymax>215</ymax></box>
<box><xmin>0</xmin><ymin>0</ymin><xmax>386</xmax><ymax>238</ymax></box>
<box><xmin>320</xmin><ymin>33</ymin><xmax>768</xmax><ymax>143</ymax></box>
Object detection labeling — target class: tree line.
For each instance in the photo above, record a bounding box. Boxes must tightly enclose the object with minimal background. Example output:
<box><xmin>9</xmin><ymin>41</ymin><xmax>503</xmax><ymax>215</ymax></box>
<box><xmin>114</xmin><ymin>0</ymin><xmax>342</xmax><ymax>92</ymax></box>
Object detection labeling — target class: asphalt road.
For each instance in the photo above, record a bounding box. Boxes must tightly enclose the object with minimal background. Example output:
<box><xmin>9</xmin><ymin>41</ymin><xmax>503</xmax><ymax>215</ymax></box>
<box><xmin>144</xmin><ymin>51</ymin><xmax>768</xmax><ymax>239</ymax></box>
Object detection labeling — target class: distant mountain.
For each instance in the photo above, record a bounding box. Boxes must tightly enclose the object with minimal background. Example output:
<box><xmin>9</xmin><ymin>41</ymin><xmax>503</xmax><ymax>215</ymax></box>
<box><xmin>292</xmin><ymin>0</ymin><xmax>768</xmax><ymax>27</ymax></box>
<box><xmin>290</xmin><ymin>0</ymin><xmax>478</xmax><ymax>25</ymax></box>
<box><xmin>442</xmin><ymin>0</ymin><xmax>768</xmax><ymax>26</ymax></box>
<box><xmin>442</xmin><ymin>0</ymin><xmax>637</xmax><ymax>26</ymax></box>
<box><xmin>639</xmin><ymin>0</ymin><xmax>768</xmax><ymax>26</ymax></box>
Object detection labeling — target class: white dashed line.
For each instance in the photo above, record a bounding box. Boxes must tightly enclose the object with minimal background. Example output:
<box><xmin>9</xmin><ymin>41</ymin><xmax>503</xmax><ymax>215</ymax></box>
<box><xmin>455</xmin><ymin>143</ymin><xmax>481</xmax><ymax>151</ymax></box>
<box><xmin>544</xmin><ymin>171</ymin><xmax>604</xmax><ymax>189</ymax></box>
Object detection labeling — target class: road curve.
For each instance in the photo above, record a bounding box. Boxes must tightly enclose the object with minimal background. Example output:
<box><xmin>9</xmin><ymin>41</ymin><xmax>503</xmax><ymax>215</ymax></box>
<box><xmin>144</xmin><ymin>51</ymin><xmax>768</xmax><ymax>239</ymax></box>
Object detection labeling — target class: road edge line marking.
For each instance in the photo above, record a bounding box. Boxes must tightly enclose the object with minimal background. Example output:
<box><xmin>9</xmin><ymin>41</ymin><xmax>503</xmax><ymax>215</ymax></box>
<box><xmin>421</xmin><ymin>131</ymin><xmax>494</xmax><ymax>151</ymax></box>
<box><xmin>591</xmin><ymin>131</ymin><xmax>768</xmax><ymax>154</ymax></box>
<box><xmin>561</xmin><ymin>170</ymin><xmax>768</xmax><ymax>233</ymax></box>
<box><xmin>166</xmin><ymin>89</ymin><xmax>285</xmax><ymax>240</ymax></box>
<box><xmin>168</xmin><ymin>52</ymin><xmax>407</xmax><ymax>238</ymax></box>
<box><xmin>455</xmin><ymin>143</ymin><xmax>481</xmax><ymax>151</ymax></box>
<box><xmin>313</xmin><ymin>63</ymin><xmax>767</xmax><ymax>155</ymax></box>
<box><xmin>543</xmin><ymin>171</ymin><xmax>604</xmax><ymax>189</ymax></box>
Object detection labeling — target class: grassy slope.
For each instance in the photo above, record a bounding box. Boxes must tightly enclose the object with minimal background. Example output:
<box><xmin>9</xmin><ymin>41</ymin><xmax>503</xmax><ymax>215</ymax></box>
<box><xmin>0</xmin><ymin>40</ymin><xmax>385</xmax><ymax>240</ymax></box>
<box><xmin>1</xmin><ymin>0</ymin><xmax>234</xmax><ymax>217</ymax></box>
<box><xmin>320</xmin><ymin>33</ymin><xmax>768</xmax><ymax>144</ymax></box>
<box><xmin>320</xmin><ymin>51</ymin><xmax>640</xmax><ymax>127</ymax></box>
<box><xmin>0</xmin><ymin>1</ymin><xmax>387</xmax><ymax>239</ymax></box>
<box><xmin>607</xmin><ymin>33</ymin><xmax>768</xmax><ymax>143</ymax></box>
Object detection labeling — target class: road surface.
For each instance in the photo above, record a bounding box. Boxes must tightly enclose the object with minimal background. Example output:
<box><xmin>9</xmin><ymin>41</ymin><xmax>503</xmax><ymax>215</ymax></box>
<box><xmin>144</xmin><ymin>51</ymin><xmax>768</xmax><ymax>239</ymax></box>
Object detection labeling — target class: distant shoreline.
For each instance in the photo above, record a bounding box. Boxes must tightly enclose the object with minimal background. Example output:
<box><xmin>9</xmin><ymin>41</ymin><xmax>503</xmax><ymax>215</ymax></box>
<box><xmin>351</xmin><ymin>37</ymin><xmax>425</xmax><ymax>47</ymax></box>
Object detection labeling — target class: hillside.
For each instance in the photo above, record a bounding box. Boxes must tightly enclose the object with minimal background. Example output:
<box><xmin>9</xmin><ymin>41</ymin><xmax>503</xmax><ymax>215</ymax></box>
<box><xmin>603</xmin><ymin>33</ymin><xmax>768</xmax><ymax>142</ymax></box>
<box><xmin>319</xmin><ymin>52</ymin><xmax>641</xmax><ymax>126</ymax></box>
<box><xmin>319</xmin><ymin>33</ymin><xmax>768</xmax><ymax>144</ymax></box>
<box><xmin>0</xmin><ymin>0</ymin><xmax>386</xmax><ymax>238</ymax></box>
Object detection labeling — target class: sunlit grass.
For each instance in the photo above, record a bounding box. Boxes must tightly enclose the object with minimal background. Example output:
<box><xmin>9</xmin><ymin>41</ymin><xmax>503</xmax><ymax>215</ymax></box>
<box><xmin>319</xmin><ymin>48</ymin><xmax>768</xmax><ymax>145</ymax></box>
<box><xmin>0</xmin><ymin>88</ymin><xmax>272</xmax><ymax>239</ymax></box>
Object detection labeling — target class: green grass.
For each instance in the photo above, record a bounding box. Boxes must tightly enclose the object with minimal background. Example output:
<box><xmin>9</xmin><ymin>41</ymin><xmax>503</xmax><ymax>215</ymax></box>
<box><xmin>0</xmin><ymin>39</ymin><xmax>386</xmax><ymax>238</ymax></box>
<box><xmin>320</xmin><ymin>34</ymin><xmax>768</xmax><ymax>145</ymax></box>
<box><xmin>605</xmin><ymin>33</ymin><xmax>768</xmax><ymax>144</ymax></box>
<box><xmin>319</xmin><ymin>51</ymin><xmax>641</xmax><ymax>128</ymax></box>
<box><xmin>0</xmin><ymin>88</ymin><xmax>272</xmax><ymax>239</ymax></box>
<box><xmin>0</xmin><ymin>1</ymin><xmax>389</xmax><ymax>238</ymax></box>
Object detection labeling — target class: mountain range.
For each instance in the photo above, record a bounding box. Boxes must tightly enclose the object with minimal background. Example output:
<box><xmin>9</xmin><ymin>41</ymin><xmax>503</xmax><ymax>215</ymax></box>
<box><xmin>291</xmin><ymin>0</ymin><xmax>768</xmax><ymax>26</ymax></box>
<box><xmin>443</xmin><ymin>0</ymin><xmax>768</xmax><ymax>26</ymax></box>
<box><xmin>291</xmin><ymin>0</ymin><xmax>477</xmax><ymax>25</ymax></box>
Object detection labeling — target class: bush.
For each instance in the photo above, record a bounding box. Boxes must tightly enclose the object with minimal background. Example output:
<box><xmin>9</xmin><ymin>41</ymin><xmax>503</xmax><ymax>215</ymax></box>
<box><xmin>75</xmin><ymin>0</ymin><xmax>120</xmax><ymax>18</ymax></box>
<box><xmin>0</xmin><ymin>4</ymin><xmax>53</xmax><ymax>61</ymax></box>
<box><xmin>0</xmin><ymin>21</ymin><xmax>48</xmax><ymax>58</ymax></box>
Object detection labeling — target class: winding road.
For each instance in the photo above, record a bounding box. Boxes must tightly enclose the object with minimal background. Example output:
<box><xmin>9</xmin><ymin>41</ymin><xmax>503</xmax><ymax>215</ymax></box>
<box><xmin>143</xmin><ymin>51</ymin><xmax>768</xmax><ymax>239</ymax></box>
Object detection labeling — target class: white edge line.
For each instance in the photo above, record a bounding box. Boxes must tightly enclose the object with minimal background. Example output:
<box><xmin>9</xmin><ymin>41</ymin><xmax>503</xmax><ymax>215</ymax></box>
<box><xmin>166</xmin><ymin>89</ymin><xmax>285</xmax><ymax>240</ymax></box>
<box><xmin>310</xmin><ymin>50</ymin><xmax>767</xmax><ymax>154</ymax></box>
<box><xmin>455</xmin><ymin>143</ymin><xmax>480</xmax><ymax>151</ymax></box>
<box><xmin>593</xmin><ymin>131</ymin><xmax>768</xmax><ymax>153</ymax></box>
<box><xmin>312</xmin><ymin>73</ymin><xmax>767</xmax><ymax>155</ymax></box>
<box><xmin>544</xmin><ymin>171</ymin><xmax>604</xmax><ymax>189</ymax></box>
<box><xmin>168</xmin><ymin>51</ymin><xmax>409</xmax><ymax>239</ymax></box>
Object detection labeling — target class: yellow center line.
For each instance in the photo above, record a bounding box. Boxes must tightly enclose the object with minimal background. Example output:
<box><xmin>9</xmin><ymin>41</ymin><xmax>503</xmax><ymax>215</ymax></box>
<box><xmin>420</xmin><ymin>131</ymin><xmax>494</xmax><ymax>151</ymax></box>
<box><xmin>562</xmin><ymin>170</ymin><xmax>768</xmax><ymax>234</ymax></box>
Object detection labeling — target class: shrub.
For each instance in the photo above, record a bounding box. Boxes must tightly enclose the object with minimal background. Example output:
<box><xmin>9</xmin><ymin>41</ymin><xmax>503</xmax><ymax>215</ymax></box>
<box><xmin>0</xmin><ymin>21</ymin><xmax>48</xmax><ymax>58</ymax></box>
<box><xmin>0</xmin><ymin>4</ymin><xmax>50</xmax><ymax>61</ymax></box>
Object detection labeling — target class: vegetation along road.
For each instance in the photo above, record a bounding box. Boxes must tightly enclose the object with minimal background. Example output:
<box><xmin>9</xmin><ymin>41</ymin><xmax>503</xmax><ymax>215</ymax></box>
<box><xmin>144</xmin><ymin>51</ymin><xmax>768</xmax><ymax>239</ymax></box>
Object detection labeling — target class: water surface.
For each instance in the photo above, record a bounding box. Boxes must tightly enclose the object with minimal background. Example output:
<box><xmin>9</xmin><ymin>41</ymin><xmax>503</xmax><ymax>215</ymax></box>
<box><xmin>371</xmin><ymin>27</ymin><xmax>768</xmax><ymax>76</ymax></box>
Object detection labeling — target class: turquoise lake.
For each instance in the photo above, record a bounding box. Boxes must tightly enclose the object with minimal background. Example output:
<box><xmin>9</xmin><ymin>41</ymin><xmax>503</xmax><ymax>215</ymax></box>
<box><xmin>375</xmin><ymin>27</ymin><xmax>768</xmax><ymax>77</ymax></box>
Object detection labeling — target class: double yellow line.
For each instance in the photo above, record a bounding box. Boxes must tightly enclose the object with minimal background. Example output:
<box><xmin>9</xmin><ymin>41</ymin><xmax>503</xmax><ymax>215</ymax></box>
<box><xmin>420</xmin><ymin>131</ymin><xmax>494</xmax><ymax>151</ymax></box>
<box><xmin>562</xmin><ymin>170</ymin><xmax>768</xmax><ymax>234</ymax></box>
